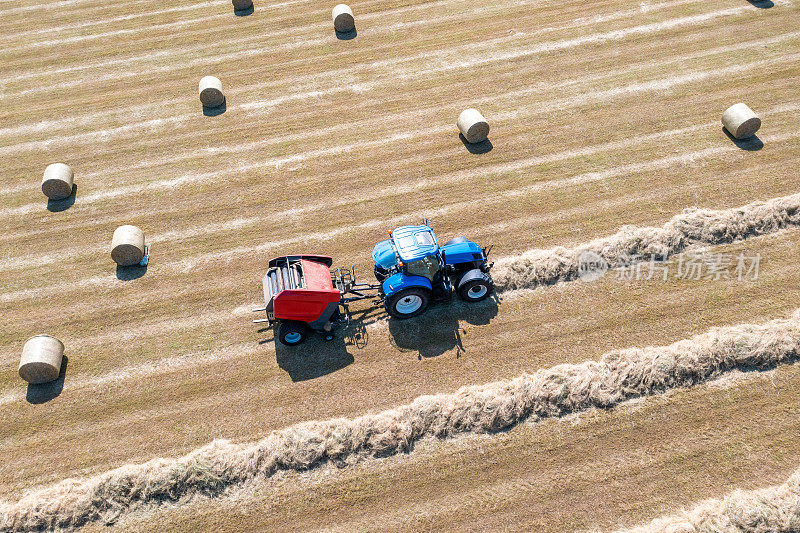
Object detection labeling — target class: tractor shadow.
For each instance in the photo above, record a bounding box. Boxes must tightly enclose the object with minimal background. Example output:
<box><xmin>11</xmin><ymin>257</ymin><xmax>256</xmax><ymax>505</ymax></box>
<box><xmin>26</xmin><ymin>356</ymin><xmax>68</xmax><ymax>404</ymax></box>
<box><xmin>388</xmin><ymin>296</ymin><xmax>499</xmax><ymax>359</ymax></box>
<box><xmin>459</xmin><ymin>134</ymin><xmax>493</xmax><ymax>154</ymax></box>
<box><xmin>234</xmin><ymin>5</ymin><xmax>254</xmax><ymax>16</ymax></box>
<box><xmin>723</xmin><ymin>128</ymin><xmax>763</xmax><ymax>151</ymax></box>
<box><xmin>746</xmin><ymin>0</ymin><xmax>773</xmax><ymax>8</ymax></box>
<box><xmin>46</xmin><ymin>184</ymin><xmax>77</xmax><ymax>212</ymax></box>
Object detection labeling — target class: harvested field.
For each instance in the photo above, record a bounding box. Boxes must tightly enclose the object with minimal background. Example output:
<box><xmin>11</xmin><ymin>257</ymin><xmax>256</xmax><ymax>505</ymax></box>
<box><xmin>1</xmin><ymin>0</ymin><xmax>799</xmax><ymax>530</ymax></box>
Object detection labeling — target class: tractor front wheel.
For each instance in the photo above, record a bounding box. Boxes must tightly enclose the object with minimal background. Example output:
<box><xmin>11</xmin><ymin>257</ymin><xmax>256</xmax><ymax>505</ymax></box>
<box><xmin>278</xmin><ymin>321</ymin><xmax>309</xmax><ymax>346</ymax></box>
<box><xmin>385</xmin><ymin>288</ymin><xmax>431</xmax><ymax>319</ymax></box>
<box><xmin>457</xmin><ymin>269</ymin><xmax>494</xmax><ymax>303</ymax></box>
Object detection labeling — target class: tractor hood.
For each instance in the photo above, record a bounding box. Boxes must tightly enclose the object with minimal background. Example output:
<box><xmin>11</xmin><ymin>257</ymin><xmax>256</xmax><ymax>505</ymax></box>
<box><xmin>372</xmin><ymin>239</ymin><xmax>397</xmax><ymax>269</ymax></box>
<box><xmin>390</xmin><ymin>225</ymin><xmax>439</xmax><ymax>262</ymax></box>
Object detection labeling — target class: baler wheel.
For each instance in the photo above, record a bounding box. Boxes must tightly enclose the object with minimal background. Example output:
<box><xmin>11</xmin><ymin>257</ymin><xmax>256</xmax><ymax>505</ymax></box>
<box><xmin>278</xmin><ymin>321</ymin><xmax>309</xmax><ymax>346</ymax></box>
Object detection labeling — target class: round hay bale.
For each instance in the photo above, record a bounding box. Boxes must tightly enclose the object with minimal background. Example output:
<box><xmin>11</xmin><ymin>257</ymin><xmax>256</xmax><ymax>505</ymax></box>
<box><xmin>722</xmin><ymin>103</ymin><xmax>761</xmax><ymax>139</ymax></box>
<box><xmin>232</xmin><ymin>0</ymin><xmax>252</xmax><ymax>9</ymax></box>
<box><xmin>332</xmin><ymin>4</ymin><xmax>355</xmax><ymax>32</ymax></box>
<box><xmin>198</xmin><ymin>76</ymin><xmax>225</xmax><ymax>108</ymax></box>
<box><xmin>41</xmin><ymin>163</ymin><xmax>74</xmax><ymax>200</ymax></box>
<box><xmin>111</xmin><ymin>225</ymin><xmax>145</xmax><ymax>266</ymax></box>
<box><xmin>19</xmin><ymin>335</ymin><xmax>64</xmax><ymax>384</ymax></box>
<box><xmin>457</xmin><ymin>108</ymin><xmax>490</xmax><ymax>144</ymax></box>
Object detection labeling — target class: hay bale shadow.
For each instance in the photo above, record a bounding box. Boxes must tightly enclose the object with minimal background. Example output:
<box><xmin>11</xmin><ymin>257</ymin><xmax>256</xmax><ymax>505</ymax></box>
<box><xmin>46</xmin><ymin>184</ymin><xmax>77</xmax><ymax>212</ymax></box>
<box><xmin>116</xmin><ymin>263</ymin><xmax>147</xmax><ymax>281</ymax></box>
<box><xmin>723</xmin><ymin>127</ymin><xmax>763</xmax><ymax>151</ymax></box>
<box><xmin>203</xmin><ymin>99</ymin><xmax>227</xmax><ymax>117</ymax></box>
<box><xmin>234</xmin><ymin>5</ymin><xmax>254</xmax><ymax>15</ymax></box>
<box><xmin>275</xmin><ymin>335</ymin><xmax>354</xmax><ymax>382</ymax></box>
<box><xmin>746</xmin><ymin>0</ymin><xmax>773</xmax><ymax>7</ymax></box>
<box><xmin>335</xmin><ymin>28</ymin><xmax>357</xmax><ymax>40</ymax></box>
<box><xmin>26</xmin><ymin>355</ymin><xmax>68</xmax><ymax>404</ymax></box>
<box><xmin>388</xmin><ymin>296</ymin><xmax>499</xmax><ymax>359</ymax></box>
<box><xmin>459</xmin><ymin>134</ymin><xmax>493</xmax><ymax>154</ymax></box>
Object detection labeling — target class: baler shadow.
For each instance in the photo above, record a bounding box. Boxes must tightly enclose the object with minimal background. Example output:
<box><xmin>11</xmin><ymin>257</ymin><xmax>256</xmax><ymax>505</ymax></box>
<box><xmin>746</xmin><ymin>0</ymin><xmax>773</xmax><ymax>8</ymax></box>
<box><xmin>26</xmin><ymin>356</ymin><xmax>68</xmax><ymax>404</ymax></box>
<box><xmin>47</xmin><ymin>184</ymin><xmax>77</xmax><ymax>212</ymax></box>
<box><xmin>459</xmin><ymin>134</ymin><xmax>493</xmax><ymax>154</ymax></box>
<box><xmin>275</xmin><ymin>336</ymin><xmax>354</xmax><ymax>382</ymax></box>
<box><xmin>723</xmin><ymin>128</ymin><xmax>763</xmax><ymax>151</ymax></box>
<box><xmin>388</xmin><ymin>296</ymin><xmax>499</xmax><ymax>359</ymax></box>
<box><xmin>234</xmin><ymin>5</ymin><xmax>254</xmax><ymax>16</ymax></box>
<box><xmin>335</xmin><ymin>28</ymin><xmax>357</xmax><ymax>40</ymax></box>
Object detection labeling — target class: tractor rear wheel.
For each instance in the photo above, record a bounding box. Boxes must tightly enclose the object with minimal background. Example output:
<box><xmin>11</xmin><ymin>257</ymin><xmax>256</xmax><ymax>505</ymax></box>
<box><xmin>457</xmin><ymin>269</ymin><xmax>494</xmax><ymax>303</ymax></box>
<box><xmin>385</xmin><ymin>288</ymin><xmax>430</xmax><ymax>319</ymax></box>
<box><xmin>278</xmin><ymin>321</ymin><xmax>309</xmax><ymax>346</ymax></box>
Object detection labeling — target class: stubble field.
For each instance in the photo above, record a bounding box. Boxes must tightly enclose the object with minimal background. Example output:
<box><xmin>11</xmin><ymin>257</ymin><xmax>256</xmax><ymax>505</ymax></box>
<box><xmin>1</xmin><ymin>0</ymin><xmax>800</xmax><ymax>530</ymax></box>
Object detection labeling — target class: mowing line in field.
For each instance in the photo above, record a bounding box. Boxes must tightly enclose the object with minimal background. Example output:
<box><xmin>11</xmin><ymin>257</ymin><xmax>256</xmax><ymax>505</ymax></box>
<box><xmin>0</xmin><ymin>342</ymin><xmax>255</xmax><ymax>407</ymax></box>
<box><xmin>2</xmin><ymin>127</ymin><xmax>798</xmax><ymax>307</ymax></box>
<box><xmin>1</xmin><ymin>0</ymin><xmax>757</xmax><ymax>102</ymax></box>
<box><xmin>0</xmin><ymin>110</ymin><xmax>776</xmax><ymax>272</ymax></box>
<box><xmin>0</xmin><ymin>1</ymin><xmax>219</xmax><ymax>42</ymax></box>
<box><xmin>4</xmin><ymin>310</ymin><xmax>800</xmax><ymax>530</ymax></box>
<box><xmin>0</xmin><ymin>0</ymin><xmax>702</xmax><ymax>111</ymax></box>
<box><xmin>2</xmin><ymin>43</ymin><xmax>797</xmax><ymax>206</ymax></box>
<box><xmin>0</xmin><ymin>0</ymin><xmax>150</xmax><ymax>16</ymax></box>
<box><xmin>1</xmin><ymin>0</ymin><xmax>469</xmax><ymax>52</ymax></box>
<box><xmin>5</xmin><ymin>26</ymin><xmax>796</xmax><ymax>202</ymax></box>
<box><xmin>0</xmin><ymin>0</ymin><xmax>515</xmax><ymax>73</ymax></box>
<box><xmin>2</xmin><ymin>99</ymin><xmax>797</xmax><ymax>273</ymax></box>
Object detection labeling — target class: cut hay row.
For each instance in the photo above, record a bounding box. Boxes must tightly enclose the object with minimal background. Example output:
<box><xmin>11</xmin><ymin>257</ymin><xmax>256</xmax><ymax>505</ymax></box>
<box><xmin>495</xmin><ymin>189</ymin><xmax>800</xmax><ymax>291</ymax></box>
<box><xmin>1</xmin><ymin>130</ymin><xmax>797</xmax><ymax>305</ymax></box>
<box><xmin>3</xmin><ymin>310</ymin><xmax>800</xmax><ymax>531</ymax></box>
<box><xmin>3</xmin><ymin>1</ymin><xmax>752</xmax><ymax>102</ymax></box>
<box><xmin>618</xmin><ymin>465</ymin><xmax>800</xmax><ymax>532</ymax></box>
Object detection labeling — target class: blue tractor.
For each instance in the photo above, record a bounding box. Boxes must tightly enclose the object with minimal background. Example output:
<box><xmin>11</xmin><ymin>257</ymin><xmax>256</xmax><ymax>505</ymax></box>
<box><xmin>372</xmin><ymin>224</ymin><xmax>495</xmax><ymax>318</ymax></box>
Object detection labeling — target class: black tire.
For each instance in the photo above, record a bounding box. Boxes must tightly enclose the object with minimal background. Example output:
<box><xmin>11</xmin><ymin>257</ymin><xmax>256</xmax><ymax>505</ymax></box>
<box><xmin>385</xmin><ymin>287</ymin><xmax>431</xmax><ymax>319</ymax></box>
<box><xmin>278</xmin><ymin>321</ymin><xmax>308</xmax><ymax>346</ymax></box>
<box><xmin>444</xmin><ymin>236</ymin><xmax>469</xmax><ymax>246</ymax></box>
<box><xmin>457</xmin><ymin>269</ymin><xmax>494</xmax><ymax>302</ymax></box>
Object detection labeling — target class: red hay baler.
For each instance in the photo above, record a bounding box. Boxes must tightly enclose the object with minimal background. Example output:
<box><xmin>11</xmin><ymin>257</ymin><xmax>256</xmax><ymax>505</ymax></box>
<box><xmin>252</xmin><ymin>255</ymin><xmax>377</xmax><ymax>345</ymax></box>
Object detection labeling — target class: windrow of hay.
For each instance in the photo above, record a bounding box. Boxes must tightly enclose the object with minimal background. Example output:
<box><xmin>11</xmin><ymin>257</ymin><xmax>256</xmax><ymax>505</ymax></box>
<box><xmin>618</xmin><ymin>465</ymin><xmax>800</xmax><ymax>532</ymax></box>
<box><xmin>4</xmin><ymin>312</ymin><xmax>800</xmax><ymax>530</ymax></box>
<box><xmin>494</xmin><ymin>192</ymin><xmax>800</xmax><ymax>291</ymax></box>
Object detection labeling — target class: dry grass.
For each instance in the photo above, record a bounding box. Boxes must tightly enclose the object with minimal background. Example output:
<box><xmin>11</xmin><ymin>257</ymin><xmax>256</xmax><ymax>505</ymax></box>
<box><xmin>1</xmin><ymin>0</ymin><xmax>800</xmax><ymax>529</ymax></box>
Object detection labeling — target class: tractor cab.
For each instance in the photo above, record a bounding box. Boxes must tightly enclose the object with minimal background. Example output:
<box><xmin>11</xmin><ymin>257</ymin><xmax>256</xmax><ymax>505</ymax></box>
<box><xmin>373</xmin><ymin>225</ymin><xmax>443</xmax><ymax>282</ymax></box>
<box><xmin>372</xmin><ymin>224</ymin><xmax>495</xmax><ymax>319</ymax></box>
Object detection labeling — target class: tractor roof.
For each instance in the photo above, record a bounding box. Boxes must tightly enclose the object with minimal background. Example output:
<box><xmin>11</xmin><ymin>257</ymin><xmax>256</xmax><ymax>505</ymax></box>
<box><xmin>391</xmin><ymin>225</ymin><xmax>439</xmax><ymax>262</ymax></box>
